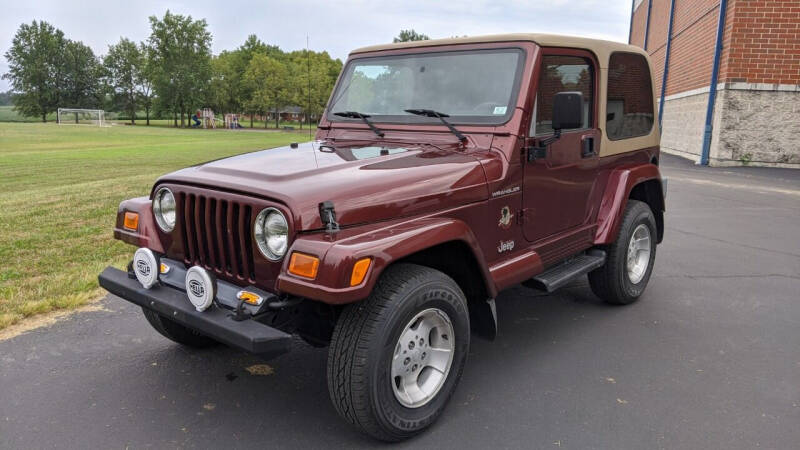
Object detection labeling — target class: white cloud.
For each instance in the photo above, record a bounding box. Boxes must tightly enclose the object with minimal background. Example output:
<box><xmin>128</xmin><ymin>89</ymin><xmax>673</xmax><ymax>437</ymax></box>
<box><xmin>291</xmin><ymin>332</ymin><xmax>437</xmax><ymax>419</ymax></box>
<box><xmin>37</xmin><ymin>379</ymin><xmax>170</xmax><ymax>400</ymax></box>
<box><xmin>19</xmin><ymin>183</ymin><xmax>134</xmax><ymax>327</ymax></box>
<box><xmin>0</xmin><ymin>0</ymin><xmax>631</xmax><ymax>91</ymax></box>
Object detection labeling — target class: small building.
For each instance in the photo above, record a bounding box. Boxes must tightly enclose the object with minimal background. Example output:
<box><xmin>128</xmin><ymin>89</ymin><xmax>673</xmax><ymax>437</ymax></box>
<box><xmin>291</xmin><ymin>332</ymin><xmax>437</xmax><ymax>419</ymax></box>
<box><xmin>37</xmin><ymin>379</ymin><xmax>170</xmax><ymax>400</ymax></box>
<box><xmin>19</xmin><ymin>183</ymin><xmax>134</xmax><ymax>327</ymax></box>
<box><xmin>267</xmin><ymin>106</ymin><xmax>305</xmax><ymax>123</ymax></box>
<box><xmin>630</xmin><ymin>0</ymin><xmax>800</xmax><ymax>167</ymax></box>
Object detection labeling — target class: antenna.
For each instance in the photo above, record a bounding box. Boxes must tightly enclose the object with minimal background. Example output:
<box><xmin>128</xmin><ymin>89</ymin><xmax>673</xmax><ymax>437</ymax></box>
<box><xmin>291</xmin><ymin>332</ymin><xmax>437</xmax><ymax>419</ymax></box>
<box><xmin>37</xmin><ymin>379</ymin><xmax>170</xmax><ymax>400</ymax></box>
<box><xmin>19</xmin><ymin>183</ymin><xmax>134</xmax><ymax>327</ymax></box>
<box><xmin>307</xmin><ymin>35</ymin><xmax>312</xmax><ymax>139</ymax></box>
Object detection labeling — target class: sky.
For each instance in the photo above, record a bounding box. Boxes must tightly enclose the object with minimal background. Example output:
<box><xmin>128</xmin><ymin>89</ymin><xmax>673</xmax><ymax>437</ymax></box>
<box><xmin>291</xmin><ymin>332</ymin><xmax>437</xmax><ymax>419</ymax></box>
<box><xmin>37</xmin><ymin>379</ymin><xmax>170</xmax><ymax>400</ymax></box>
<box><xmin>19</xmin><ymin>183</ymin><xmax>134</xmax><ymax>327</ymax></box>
<box><xmin>0</xmin><ymin>0</ymin><xmax>633</xmax><ymax>92</ymax></box>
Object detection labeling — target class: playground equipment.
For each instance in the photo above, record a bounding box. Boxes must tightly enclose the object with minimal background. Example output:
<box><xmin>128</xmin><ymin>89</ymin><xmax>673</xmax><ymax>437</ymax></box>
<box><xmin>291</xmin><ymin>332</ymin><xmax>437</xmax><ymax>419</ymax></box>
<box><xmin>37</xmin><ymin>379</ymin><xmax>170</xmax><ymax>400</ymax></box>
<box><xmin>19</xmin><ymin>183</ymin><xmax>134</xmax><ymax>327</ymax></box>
<box><xmin>224</xmin><ymin>114</ymin><xmax>244</xmax><ymax>129</ymax></box>
<box><xmin>190</xmin><ymin>108</ymin><xmax>238</xmax><ymax>130</ymax></box>
<box><xmin>201</xmin><ymin>108</ymin><xmax>216</xmax><ymax>129</ymax></box>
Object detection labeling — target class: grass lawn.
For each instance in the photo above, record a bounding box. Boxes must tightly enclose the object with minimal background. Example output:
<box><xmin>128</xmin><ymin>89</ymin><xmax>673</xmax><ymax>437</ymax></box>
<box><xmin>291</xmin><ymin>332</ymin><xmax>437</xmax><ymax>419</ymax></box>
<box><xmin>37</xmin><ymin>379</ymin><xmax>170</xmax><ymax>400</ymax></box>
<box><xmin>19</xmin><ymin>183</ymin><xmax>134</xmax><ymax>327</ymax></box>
<box><xmin>0</xmin><ymin>122</ymin><xmax>311</xmax><ymax>330</ymax></box>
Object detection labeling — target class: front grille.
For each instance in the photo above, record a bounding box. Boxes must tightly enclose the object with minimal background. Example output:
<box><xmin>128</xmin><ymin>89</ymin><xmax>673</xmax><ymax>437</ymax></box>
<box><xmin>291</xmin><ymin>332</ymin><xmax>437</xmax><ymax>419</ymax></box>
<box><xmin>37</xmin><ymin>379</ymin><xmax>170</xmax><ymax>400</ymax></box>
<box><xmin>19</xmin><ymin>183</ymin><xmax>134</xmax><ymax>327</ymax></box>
<box><xmin>178</xmin><ymin>192</ymin><xmax>256</xmax><ymax>282</ymax></box>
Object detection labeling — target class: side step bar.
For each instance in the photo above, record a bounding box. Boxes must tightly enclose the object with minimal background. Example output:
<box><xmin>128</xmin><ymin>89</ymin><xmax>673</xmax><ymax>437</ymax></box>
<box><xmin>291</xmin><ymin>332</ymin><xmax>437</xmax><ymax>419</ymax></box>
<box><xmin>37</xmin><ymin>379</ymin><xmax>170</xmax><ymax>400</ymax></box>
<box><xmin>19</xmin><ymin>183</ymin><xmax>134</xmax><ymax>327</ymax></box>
<box><xmin>523</xmin><ymin>250</ymin><xmax>606</xmax><ymax>293</ymax></box>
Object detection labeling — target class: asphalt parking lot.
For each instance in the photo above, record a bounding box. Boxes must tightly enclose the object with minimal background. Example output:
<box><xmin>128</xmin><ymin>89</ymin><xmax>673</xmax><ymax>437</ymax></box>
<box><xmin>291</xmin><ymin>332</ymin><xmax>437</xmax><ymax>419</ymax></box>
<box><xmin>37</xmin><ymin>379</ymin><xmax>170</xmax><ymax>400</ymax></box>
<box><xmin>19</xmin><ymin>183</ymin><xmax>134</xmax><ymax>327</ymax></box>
<box><xmin>1</xmin><ymin>154</ymin><xmax>798</xmax><ymax>449</ymax></box>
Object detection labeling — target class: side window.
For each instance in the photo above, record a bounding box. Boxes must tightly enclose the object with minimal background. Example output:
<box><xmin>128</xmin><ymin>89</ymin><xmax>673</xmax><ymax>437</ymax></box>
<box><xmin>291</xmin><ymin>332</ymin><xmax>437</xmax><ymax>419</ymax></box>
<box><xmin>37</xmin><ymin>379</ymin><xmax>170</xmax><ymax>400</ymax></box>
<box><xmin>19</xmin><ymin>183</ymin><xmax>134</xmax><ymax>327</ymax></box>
<box><xmin>531</xmin><ymin>55</ymin><xmax>594</xmax><ymax>136</ymax></box>
<box><xmin>606</xmin><ymin>52</ymin><xmax>654</xmax><ymax>140</ymax></box>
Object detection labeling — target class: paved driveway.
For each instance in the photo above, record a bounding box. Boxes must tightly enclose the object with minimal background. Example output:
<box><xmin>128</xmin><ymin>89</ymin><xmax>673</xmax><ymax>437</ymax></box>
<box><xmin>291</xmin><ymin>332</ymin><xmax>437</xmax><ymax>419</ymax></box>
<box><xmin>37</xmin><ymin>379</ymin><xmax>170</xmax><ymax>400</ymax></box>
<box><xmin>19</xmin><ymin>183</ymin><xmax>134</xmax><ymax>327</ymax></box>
<box><xmin>1</xmin><ymin>155</ymin><xmax>798</xmax><ymax>449</ymax></box>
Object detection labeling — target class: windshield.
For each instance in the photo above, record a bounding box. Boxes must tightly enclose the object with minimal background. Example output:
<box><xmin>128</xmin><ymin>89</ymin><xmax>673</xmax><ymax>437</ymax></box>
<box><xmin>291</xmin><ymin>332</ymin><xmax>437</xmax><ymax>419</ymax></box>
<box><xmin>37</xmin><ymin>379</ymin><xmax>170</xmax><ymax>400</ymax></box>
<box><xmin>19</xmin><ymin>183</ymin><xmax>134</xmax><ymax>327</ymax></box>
<box><xmin>328</xmin><ymin>48</ymin><xmax>525</xmax><ymax>125</ymax></box>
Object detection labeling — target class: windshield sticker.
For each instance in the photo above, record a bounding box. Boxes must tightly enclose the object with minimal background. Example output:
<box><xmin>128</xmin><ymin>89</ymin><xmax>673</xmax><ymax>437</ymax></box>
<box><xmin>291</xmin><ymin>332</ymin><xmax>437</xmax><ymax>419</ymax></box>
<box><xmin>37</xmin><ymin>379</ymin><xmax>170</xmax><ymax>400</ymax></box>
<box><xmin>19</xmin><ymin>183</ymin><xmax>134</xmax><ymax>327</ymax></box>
<box><xmin>493</xmin><ymin>106</ymin><xmax>507</xmax><ymax>115</ymax></box>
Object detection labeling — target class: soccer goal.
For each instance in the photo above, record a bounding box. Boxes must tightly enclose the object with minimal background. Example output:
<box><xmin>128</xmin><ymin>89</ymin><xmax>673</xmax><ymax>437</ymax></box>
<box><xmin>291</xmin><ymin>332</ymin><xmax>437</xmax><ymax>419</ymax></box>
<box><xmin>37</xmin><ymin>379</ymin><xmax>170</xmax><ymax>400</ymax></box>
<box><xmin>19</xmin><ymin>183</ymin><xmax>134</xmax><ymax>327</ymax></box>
<box><xmin>57</xmin><ymin>108</ymin><xmax>106</xmax><ymax>126</ymax></box>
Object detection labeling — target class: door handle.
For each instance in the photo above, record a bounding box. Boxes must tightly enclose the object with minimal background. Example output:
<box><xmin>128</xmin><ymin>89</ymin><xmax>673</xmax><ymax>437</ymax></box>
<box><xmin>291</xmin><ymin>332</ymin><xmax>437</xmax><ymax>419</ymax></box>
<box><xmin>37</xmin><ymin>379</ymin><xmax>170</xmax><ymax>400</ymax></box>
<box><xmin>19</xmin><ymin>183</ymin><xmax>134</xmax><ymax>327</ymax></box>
<box><xmin>581</xmin><ymin>136</ymin><xmax>595</xmax><ymax>158</ymax></box>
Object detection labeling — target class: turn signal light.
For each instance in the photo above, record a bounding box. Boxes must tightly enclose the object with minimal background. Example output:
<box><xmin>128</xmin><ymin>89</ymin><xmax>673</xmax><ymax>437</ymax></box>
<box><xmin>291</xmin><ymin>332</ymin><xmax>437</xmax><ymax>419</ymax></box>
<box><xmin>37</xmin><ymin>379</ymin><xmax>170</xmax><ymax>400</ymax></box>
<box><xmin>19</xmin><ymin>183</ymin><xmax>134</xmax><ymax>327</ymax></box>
<box><xmin>123</xmin><ymin>212</ymin><xmax>139</xmax><ymax>230</ymax></box>
<box><xmin>350</xmin><ymin>258</ymin><xmax>372</xmax><ymax>286</ymax></box>
<box><xmin>288</xmin><ymin>252</ymin><xmax>320</xmax><ymax>279</ymax></box>
<box><xmin>237</xmin><ymin>290</ymin><xmax>264</xmax><ymax>306</ymax></box>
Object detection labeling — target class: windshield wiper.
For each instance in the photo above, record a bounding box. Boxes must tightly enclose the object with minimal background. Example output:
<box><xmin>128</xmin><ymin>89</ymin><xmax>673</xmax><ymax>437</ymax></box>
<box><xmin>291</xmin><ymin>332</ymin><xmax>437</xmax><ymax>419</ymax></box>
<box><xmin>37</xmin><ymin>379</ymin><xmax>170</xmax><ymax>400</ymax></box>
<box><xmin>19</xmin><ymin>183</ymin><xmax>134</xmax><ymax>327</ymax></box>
<box><xmin>332</xmin><ymin>111</ymin><xmax>385</xmax><ymax>138</ymax></box>
<box><xmin>404</xmin><ymin>109</ymin><xmax>467</xmax><ymax>143</ymax></box>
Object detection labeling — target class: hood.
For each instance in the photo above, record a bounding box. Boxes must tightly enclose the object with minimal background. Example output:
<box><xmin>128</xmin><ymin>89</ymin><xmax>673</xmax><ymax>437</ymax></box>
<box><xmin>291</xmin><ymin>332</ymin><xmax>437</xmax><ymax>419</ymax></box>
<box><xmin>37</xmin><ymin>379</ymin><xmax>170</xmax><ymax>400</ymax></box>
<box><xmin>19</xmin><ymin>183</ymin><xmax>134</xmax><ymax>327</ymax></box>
<box><xmin>157</xmin><ymin>140</ymin><xmax>490</xmax><ymax>230</ymax></box>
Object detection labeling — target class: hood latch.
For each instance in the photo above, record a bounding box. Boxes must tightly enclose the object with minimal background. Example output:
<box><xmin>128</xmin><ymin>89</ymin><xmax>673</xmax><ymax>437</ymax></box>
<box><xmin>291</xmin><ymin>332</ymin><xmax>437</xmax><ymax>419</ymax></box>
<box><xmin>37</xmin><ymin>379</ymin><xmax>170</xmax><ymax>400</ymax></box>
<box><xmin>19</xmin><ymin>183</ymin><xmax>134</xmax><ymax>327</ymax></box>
<box><xmin>319</xmin><ymin>201</ymin><xmax>340</xmax><ymax>233</ymax></box>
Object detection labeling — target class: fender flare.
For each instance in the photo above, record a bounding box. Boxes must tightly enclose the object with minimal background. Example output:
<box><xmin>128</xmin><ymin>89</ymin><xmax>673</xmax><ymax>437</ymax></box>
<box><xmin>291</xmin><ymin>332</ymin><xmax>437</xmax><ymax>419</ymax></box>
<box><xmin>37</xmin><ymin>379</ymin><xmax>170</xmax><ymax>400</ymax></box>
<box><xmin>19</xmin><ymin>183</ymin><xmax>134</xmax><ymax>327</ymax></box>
<box><xmin>594</xmin><ymin>163</ymin><xmax>665</xmax><ymax>245</ymax></box>
<box><xmin>277</xmin><ymin>217</ymin><xmax>495</xmax><ymax>304</ymax></box>
<box><xmin>113</xmin><ymin>197</ymin><xmax>164</xmax><ymax>253</ymax></box>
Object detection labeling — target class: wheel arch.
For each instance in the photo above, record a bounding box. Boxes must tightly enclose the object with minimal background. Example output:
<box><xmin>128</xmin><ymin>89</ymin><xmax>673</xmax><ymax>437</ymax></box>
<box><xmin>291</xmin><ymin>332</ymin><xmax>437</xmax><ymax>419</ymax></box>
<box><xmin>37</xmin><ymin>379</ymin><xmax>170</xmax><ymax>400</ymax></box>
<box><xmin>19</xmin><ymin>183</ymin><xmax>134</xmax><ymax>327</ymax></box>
<box><xmin>395</xmin><ymin>240</ymin><xmax>498</xmax><ymax>339</ymax></box>
<box><xmin>595</xmin><ymin>163</ymin><xmax>665</xmax><ymax>245</ymax></box>
<box><xmin>628</xmin><ymin>179</ymin><xmax>665</xmax><ymax>243</ymax></box>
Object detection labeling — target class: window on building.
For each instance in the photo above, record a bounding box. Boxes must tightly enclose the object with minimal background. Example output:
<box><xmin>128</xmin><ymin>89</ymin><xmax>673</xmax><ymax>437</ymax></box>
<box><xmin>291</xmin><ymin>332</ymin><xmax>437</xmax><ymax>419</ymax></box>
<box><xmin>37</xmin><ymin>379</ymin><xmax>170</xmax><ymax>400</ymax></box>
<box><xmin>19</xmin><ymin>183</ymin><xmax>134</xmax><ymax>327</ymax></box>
<box><xmin>606</xmin><ymin>52</ymin><xmax>654</xmax><ymax>140</ymax></box>
<box><xmin>531</xmin><ymin>55</ymin><xmax>594</xmax><ymax>136</ymax></box>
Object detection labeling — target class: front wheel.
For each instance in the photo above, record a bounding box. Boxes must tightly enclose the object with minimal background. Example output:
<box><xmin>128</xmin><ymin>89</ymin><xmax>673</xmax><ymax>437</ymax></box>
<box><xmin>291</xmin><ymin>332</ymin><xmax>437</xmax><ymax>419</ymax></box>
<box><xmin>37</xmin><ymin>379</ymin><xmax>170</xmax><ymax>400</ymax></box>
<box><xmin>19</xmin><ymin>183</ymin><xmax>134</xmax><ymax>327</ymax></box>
<box><xmin>327</xmin><ymin>264</ymin><xmax>470</xmax><ymax>442</ymax></box>
<box><xmin>589</xmin><ymin>199</ymin><xmax>657</xmax><ymax>304</ymax></box>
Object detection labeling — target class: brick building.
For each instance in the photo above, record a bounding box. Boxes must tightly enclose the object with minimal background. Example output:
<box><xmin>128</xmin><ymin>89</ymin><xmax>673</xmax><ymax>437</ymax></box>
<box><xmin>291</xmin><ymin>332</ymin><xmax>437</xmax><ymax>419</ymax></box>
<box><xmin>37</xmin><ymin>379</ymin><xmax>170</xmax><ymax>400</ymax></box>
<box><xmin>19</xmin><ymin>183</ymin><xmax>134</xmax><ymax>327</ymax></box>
<box><xmin>630</xmin><ymin>0</ymin><xmax>800</xmax><ymax>167</ymax></box>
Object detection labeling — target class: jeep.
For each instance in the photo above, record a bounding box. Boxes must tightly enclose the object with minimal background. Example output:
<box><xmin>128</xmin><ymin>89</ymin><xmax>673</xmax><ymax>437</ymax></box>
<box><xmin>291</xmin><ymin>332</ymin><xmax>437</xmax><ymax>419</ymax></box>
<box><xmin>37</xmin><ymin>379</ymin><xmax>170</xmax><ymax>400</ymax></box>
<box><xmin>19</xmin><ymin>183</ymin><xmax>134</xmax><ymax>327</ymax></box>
<box><xmin>99</xmin><ymin>33</ymin><xmax>666</xmax><ymax>441</ymax></box>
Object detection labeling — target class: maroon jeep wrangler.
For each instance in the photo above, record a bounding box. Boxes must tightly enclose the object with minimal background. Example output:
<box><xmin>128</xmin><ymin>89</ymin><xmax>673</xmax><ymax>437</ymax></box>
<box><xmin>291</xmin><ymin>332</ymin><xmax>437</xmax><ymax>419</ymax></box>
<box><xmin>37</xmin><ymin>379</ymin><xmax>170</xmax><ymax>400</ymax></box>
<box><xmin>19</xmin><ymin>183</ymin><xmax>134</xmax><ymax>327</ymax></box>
<box><xmin>99</xmin><ymin>33</ymin><xmax>666</xmax><ymax>441</ymax></box>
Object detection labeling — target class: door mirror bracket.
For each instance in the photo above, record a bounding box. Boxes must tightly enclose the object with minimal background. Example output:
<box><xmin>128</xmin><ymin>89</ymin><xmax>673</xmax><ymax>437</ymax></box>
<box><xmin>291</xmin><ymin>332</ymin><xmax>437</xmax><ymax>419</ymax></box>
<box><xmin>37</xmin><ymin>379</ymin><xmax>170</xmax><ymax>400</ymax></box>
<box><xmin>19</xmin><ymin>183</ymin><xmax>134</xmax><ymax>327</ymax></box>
<box><xmin>527</xmin><ymin>129</ymin><xmax>560</xmax><ymax>162</ymax></box>
<box><xmin>527</xmin><ymin>92</ymin><xmax>583</xmax><ymax>162</ymax></box>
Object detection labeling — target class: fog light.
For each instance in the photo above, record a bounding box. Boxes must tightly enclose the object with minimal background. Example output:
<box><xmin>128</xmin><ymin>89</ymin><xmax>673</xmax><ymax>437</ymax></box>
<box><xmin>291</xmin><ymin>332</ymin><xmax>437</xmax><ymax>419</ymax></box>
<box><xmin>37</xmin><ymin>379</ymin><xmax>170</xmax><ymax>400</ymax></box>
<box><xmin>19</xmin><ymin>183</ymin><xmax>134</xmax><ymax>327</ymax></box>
<box><xmin>133</xmin><ymin>248</ymin><xmax>158</xmax><ymax>289</ymax></box>
<box><xmin>185</xmin><ymin>266</ymin><xmax>216</xmax><ymax>312</ymax></box>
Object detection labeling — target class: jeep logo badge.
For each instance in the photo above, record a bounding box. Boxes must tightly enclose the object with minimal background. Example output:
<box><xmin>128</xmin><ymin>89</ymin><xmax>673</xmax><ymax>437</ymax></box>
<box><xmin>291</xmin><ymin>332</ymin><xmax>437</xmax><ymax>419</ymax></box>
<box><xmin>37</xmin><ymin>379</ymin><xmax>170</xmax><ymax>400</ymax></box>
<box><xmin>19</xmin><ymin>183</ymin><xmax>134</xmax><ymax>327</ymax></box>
<box><xmin>185</xmin><ymin>266</ymin><xmax>216</xmax><ymax>312</ymax></box>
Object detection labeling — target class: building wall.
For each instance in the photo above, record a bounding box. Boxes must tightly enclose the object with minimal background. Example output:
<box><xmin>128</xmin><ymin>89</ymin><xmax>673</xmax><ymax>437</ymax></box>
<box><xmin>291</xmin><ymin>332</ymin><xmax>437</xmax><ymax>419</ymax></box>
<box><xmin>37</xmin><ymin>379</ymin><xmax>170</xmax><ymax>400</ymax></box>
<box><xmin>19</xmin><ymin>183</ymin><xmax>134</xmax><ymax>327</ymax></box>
<box><xmin>658</xmin><ymin>90</ymin><xmax>711</xmax><ymax>161</ymax></box>
<box><xmin>711</xmin><ymin>84</ymin><xmax>800</xmax><ymax>166</ymax></box>
<box><xmin>721</xmin><ymin>0</ymin><xmax>800</xmax><ymax>84</ymax></box>
<box><xmin>630</xmin><ymin>0</ymin><xmax>800</xmax><ymax>167</ymax></box>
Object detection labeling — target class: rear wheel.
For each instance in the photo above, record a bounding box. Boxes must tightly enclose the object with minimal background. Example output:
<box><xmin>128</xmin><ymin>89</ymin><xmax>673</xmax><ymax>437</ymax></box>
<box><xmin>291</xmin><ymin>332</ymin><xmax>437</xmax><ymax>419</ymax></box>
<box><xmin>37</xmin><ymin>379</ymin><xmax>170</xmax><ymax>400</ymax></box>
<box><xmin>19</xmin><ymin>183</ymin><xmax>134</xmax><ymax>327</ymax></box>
<box><xmin>327</xmin><ymin>264</ymin><xmax>470</xmax><ymax>442</ymax></box>
<box><xmin>142</xmin><ymin>308</ymin><xmax>218</xmax><ymax>348</ymax></box>
<box><xmin>589</xmin><ymin>199</ymin><xmax>657</xmax><ymax>305</ymax></box>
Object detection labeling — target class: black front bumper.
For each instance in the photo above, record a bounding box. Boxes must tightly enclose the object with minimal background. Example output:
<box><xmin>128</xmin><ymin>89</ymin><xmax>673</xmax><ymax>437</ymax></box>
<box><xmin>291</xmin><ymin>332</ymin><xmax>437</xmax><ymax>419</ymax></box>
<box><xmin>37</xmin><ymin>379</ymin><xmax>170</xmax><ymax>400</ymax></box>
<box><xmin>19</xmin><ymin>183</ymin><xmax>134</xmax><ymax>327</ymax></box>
<box><xmin>98</xmin><ymin>267</ymin><xmax>292</xmax><ymax>359</ymax></box>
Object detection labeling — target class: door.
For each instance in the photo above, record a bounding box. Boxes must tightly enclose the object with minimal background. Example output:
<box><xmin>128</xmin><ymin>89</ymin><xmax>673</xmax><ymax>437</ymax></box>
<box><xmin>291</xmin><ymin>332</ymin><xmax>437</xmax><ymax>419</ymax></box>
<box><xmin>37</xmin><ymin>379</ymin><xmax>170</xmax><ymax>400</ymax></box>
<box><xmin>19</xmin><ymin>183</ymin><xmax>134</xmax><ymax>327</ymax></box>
<box><xmin>522</xmin><ymin>50</ymin><xmax>600</xmax><ymax>243</ymax></box>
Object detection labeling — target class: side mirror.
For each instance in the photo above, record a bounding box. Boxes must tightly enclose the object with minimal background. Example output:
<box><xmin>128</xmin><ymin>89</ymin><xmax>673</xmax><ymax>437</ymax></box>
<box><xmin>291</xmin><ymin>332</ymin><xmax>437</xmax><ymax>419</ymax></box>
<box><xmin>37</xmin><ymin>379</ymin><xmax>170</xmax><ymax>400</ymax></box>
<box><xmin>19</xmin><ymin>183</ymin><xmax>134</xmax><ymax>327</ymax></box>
<box><xmin>552</xmin><ymin>91</ymin><xmax>584</xmax><ymax>131</ymax></box>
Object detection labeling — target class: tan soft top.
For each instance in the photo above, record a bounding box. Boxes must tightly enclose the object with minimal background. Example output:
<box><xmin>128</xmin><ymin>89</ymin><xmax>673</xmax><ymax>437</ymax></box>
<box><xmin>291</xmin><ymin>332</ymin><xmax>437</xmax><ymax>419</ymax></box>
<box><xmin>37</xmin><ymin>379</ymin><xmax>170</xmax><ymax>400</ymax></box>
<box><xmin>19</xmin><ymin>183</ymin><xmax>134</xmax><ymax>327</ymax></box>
<box><xmin>350</xmin><ymin>33</ymin><xmax>660</xmax><ymax>157</ymax></box>
<box><xmin>350</xmin><ymin>33</ymin><xmax>648</xmax><ymax>69</ymax></box>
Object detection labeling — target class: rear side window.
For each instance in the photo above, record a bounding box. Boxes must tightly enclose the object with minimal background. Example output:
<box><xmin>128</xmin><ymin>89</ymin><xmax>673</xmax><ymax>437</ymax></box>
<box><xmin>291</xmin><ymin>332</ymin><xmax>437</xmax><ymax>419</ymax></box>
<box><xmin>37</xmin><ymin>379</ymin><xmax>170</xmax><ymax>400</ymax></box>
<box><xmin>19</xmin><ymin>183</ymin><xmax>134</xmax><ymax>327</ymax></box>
<box><xmin>531</xmin><ymin>55</ymin><xmax>594</xmax><ymax>136</ymax></box>
<box><xmin>606</xmin><ymin>52</ymin><xmax>654</xmax><ymax>140</ymax></box>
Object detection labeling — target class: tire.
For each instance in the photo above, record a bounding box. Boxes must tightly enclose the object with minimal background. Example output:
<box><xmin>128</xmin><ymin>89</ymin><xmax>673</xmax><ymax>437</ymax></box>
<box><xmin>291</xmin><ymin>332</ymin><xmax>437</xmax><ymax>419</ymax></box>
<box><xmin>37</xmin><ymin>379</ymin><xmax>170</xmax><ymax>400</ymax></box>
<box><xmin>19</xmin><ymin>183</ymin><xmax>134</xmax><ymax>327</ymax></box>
<box><xmin>589</xmin><ymin>199</ymin><xmax>657</xmax><ymax>305</ymax></box>
<box><xmin>327</xmin><ymin>263</ymin><xmax>470</xmax><ymax>442</ymax></box>
<box><xmin>141</xmin><ymin>308</ymin><xmax>218</xmax><ymax>348</ymax></box>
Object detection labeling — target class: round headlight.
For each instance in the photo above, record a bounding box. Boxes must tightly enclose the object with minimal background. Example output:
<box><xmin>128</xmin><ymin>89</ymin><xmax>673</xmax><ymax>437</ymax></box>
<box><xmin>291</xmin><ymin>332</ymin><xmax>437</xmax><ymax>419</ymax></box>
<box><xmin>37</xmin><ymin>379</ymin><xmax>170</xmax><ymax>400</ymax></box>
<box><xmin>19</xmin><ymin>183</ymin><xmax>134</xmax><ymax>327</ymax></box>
<box><xmin>254</xmin><ymin>208</ymin><xmax>288</xmax><ymax>260</ymax></box>
<box><xmin>153</xmin><ymin>187</ymin><xmax>176</xmax><ymax>232</ymax></box>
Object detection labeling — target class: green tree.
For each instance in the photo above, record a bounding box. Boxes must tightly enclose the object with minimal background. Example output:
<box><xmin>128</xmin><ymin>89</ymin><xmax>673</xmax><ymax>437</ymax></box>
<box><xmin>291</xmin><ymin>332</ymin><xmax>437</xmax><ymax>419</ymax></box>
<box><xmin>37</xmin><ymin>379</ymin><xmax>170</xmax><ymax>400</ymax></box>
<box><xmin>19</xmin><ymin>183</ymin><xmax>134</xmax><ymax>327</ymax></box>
<box><xmin>139</xmin><ymin>42</ymin><xmax>156</xmax><ymax>125</ymax></box>
<box><xmin>147</xmin><ymin>11</ymin><xmax>212</xmax><ymax>127</ymax></box>
<box><xmin>104</xmin><ymin>38</ymin><xmax>143</xmax><ymax>124</ymax></box>
<box><xmin>287</xmin><ymin>50</ymin><xmax>343</xmax><ymax>128</ymax></box>
<box><xmin>60</xmin><ymin>40</ymin><xmax>102</xmax><ymax>110</ymax></box>
<box><xmin>393</xmin><ymin>29</ymin><xmax>430</xmax><ymax>43</ymax></box>
<box><xmin>2</xmin><ymin>21</ymin><xmax>67</xmax><ymax>122</ymax></box>
<box><xmin>234</xmin><ymin>35</ymin><xmax>284</xmax><ymax>128</ymax></box>
<box><xmin>243</xmin><ymin>54</ymin><xmax>289</xmax><ymax>128</ymax></box>
<box><xmin>239</xmin><ymin>34</ymin><xmax>282</xmax><ymax>61</ymax></box>
<box><xmin>209</xmin><ymin>49</ymin><xmax>248</xmax><ymax>119</ymax></box>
